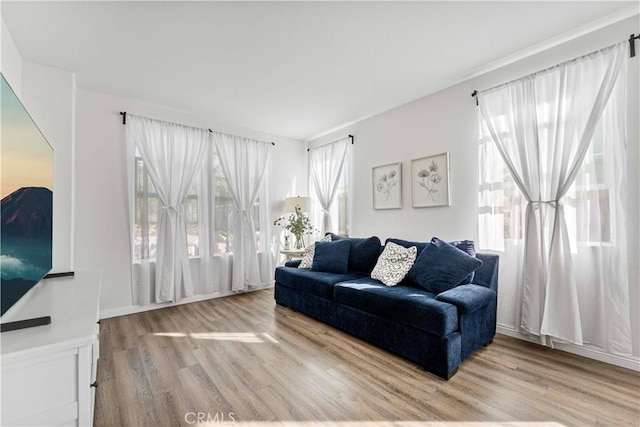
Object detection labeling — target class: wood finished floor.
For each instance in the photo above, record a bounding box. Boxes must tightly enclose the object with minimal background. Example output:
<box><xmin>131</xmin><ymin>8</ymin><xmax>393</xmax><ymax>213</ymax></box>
<box><xmin>94</xmin><ymin>289</ymin><xmax>640</xmax><ymax>427</ymax></box>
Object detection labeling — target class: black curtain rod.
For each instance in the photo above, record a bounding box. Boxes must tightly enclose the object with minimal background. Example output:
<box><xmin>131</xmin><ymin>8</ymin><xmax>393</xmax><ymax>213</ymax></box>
<box><xmin>307</xmin><ymin>134</ymin><xmax>354</xmax><ymax>152</ymax></box>
<box><xmin>471</xmin><ymin>35</ymin><xmax>640</xmax><ymax>104</ymax></box>
<box><xmin>119</xmin><ymin>111</ymin><xmax>275</xmax><ymax>145</ymax></box>
<box><xmin>630</xmin><ymin>33</ymin><xmax>639</xmax><ymax>58</ymax></box>
<box><xmin>471</xmin><ymin>90</ymin><xmax>478</xmax><ymax>106</ymax></box>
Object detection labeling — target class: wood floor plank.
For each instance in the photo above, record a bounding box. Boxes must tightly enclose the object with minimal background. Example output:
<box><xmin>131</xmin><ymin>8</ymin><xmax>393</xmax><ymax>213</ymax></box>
<box><xmin>94</xmin><ymin>289</ymin><xmax>640</xmax><ymax>427</ymax></box>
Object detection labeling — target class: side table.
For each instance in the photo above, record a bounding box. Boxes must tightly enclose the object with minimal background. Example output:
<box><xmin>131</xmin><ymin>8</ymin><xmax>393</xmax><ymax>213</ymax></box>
<box><xmin>280</xmin><ymin>249</ymin><xmax>306</xmax><ymax>262</ymax></box>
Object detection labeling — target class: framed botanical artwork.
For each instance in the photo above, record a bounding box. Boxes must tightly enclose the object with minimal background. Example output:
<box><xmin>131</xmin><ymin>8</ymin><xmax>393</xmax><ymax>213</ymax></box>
<box><xmin>372</xmin><ymin>162</ymin><xmax>401</xmax><ymax>210</ymax></box>
<box><xmin>411</xmin><ymin>152</ymin><xmax>450</xmax><ymax>208</ymax></box>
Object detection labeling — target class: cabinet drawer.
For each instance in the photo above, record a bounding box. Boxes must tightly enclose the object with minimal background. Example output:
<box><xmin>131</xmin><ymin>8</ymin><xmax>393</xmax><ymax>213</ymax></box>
<box><xmin>1</xmin><ymin>350</ymin><xmax>78</xmax><ymax>424</ymax></box>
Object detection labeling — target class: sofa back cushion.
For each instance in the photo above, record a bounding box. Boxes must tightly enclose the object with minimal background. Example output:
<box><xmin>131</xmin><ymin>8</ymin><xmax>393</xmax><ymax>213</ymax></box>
<box><xmin>385</xmin><ymin>238</ymin><xmax>430</xmax><ymax>254</ymax></box>
<box><xmin>472</xmin><ymin>253</ymin><xmax>499</xmax><ymax>292</ymax></box>
<box><xmin>328</xmin><ymin>233</ymin><xmax>382</xmax><ymax>273</ymax></box>
<box><xmin>409</xmin><ymin>238</ymin><xmax>483</xmax><ymax>294</ymax></box>
<box><xmin>311</xmin><ymin>239</ymin><xmax>351</xmax><ymax>274</ymax></box>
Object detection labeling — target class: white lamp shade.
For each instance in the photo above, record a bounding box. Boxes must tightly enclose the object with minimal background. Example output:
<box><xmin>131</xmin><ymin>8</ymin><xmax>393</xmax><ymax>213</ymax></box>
<box><xmin>284</xmin><ymin>196</ymin><xmax>310</xmax><ymax>212</ymax></box>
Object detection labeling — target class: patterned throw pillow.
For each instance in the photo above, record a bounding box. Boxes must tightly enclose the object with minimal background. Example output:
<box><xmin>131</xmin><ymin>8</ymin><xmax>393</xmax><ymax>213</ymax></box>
<box><xmin>370</xmin><ymin>241</ymin><xmax>417</xmax><ymax>286</ymax></box>
<box><xmin>298</xmin><ymin>235</ymin><xmax>331</xmax><ymax>269</ymax></box>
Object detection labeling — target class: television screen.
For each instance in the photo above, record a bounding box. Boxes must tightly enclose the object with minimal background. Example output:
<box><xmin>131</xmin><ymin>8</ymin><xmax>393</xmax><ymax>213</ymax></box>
<box><xmin>1</xmin><ymin>73</ymin><xmax>53</xmax><ymax>316</ymax></box>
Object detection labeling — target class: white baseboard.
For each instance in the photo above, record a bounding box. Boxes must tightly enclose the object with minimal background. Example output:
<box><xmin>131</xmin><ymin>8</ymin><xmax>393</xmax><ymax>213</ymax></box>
<box><xmin>99</xmin><ymin>284</ymin><xmax>274</xmax><ymax>319</ymax></box>
<box><xmin>497</xmin><ymin>325</ymin><xmax>640</xmax><ymax>372</ymax></box>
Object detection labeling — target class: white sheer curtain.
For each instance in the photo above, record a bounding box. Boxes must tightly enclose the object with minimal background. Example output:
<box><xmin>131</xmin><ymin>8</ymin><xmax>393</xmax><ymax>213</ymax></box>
<box><xmin>193</xmin><ymin>146</ymin><xmax>229</xmax><ymax>297</ymax></box>
<box><xmin>213</xmin><ymin>132</ymin><xmax>272</xmax><ymax>291</ymax></box>
<box><xmin>309</xmin><ymin>138</ymin><xmax>349</xmax><ymax>235</ymax></box>
<box><xmin>477</xmin><ymin>42</ymin><xmax>631</xmax><ymax>354</ymax></box>
<box><xmin>126</xmin><ymin>115</ymin><xmax>209</xmax><ymax>303</ymax></box>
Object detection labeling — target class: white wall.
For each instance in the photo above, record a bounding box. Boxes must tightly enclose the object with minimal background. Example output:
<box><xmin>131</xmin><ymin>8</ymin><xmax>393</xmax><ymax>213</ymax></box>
<box><xmin>21</xmin><ymin>62</ymin><xmax>75</xmax><ymax>273</ymax></box>
<box><xmin>75</xmin><ymin>88</ymin><xmax>307</xmax><ymax>312</ymax></box>
<box><xmin>1</xmin><ymin>18</ymin><xmax>22</xmax><ymax>94</ymax></box>
<box><xmin>309</xmin><ymin>17</ymin><xmax>639</xmax><ymax>359</ymax></box>
<box><xmin>2</xmin><ymin>12</ymin><xmax>307</xmax><ymax>314</ymax></box>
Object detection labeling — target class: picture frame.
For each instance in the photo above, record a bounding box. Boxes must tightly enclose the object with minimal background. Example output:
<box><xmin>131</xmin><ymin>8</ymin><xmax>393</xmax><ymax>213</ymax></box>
<box><xmin>372</xmin><ymin>162</ymin><xmax>402</xmax><ymax>210</ymax></box>
<box><xmin>411</xmin><ymin>152</ymin><xmax>450</xmax><ymax>208</ymax></box>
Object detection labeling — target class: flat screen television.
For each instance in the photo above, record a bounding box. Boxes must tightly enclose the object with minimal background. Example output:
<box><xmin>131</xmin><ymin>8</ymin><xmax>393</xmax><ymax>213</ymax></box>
<box><xmin>1</xmin><ymin>73</ymin><xmax>53</xmax><ymax>318</ymax></box>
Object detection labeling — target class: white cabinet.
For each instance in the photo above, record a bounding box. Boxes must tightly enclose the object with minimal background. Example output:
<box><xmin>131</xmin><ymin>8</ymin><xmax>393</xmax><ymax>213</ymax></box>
<box><xmin>1</xmin><ymin>271</ymin><xmax>101</xmax><ymax>427</ymax></box>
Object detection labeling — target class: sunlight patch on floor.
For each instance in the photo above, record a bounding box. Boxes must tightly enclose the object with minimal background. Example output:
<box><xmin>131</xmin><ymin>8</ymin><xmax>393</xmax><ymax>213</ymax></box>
<box><xmin>154</xmin><ymin>332</ymin><xmax>187</xmax><ymax>337</ymax></box>
<box><xmin>152</xmin><ymin>331</ymin><xmax>279</xmax><ymax>343</ymax></box>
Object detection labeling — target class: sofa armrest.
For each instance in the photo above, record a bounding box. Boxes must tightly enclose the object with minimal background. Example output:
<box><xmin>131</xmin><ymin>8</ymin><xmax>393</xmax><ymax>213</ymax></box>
<box><xmin>436</xmin><ymin>284</ymin><xmax>496</xmax><ymax>314</ymax></box>
<box><xmin>285</xmin><ymin>259</ymin><xmax>302</xmax><ymax>268</ymax></box>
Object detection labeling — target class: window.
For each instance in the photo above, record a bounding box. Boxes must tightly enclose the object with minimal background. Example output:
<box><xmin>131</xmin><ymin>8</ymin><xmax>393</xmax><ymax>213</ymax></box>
<box><xmin>134</xmin><ymin>150</ymin><xmax>200</xmax><ymax>260</ymax></box>
<box><xmin>478</xmin><ymin>113</ymin><xmax>612</xmax><ymax>251</ymax></box>
<box><xmin>477</xmin><ymin>125</ymin><xmax>525</xmax><ymax>250</ymax></box>
<box><xmin>134</xmin><ymin>147</ymin><xmax>263</xmax><ymax>260</ymax></box>
<box><xmin>309</xmin><ymin>141</ymin><xmax>351</xmax><ymax>236</ymax></box>
<box><xmin>475</xmin><ymin>42</ymin><xmax>631</xmax><ymax>352</ymax></box>
<box><xmin>564</xmin><ymin>124</ymin><xmax>611</xmax><ymax>245</ymax></box>
<box><xmin>334</xmin><ymin>156</ymin><xmax>350</xmax><ymax>236</ymax></box>
<box><xmin>211</xmin><ymin>154</ymin><xmax>233</xmax><ymax>253</ymax></box>
<box><xmin>209</xmin><ymin>153</ymin><xmax>261</xmax><ymax>254</ymax></box>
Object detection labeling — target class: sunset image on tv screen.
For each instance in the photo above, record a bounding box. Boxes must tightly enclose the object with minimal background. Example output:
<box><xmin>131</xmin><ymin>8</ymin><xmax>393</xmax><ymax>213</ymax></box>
<box><xmin>1</xmin><ymin>74</ymin><xmax>53</xmax><ymax>316</ymax></box>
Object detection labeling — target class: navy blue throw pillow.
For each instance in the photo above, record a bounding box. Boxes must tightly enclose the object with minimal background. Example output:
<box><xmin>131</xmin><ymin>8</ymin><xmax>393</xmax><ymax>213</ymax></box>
<box><xmin>330</xmin><ymin>233</ymin><xmax>382</xmax><ymax>273</ymax></box>
<box><xmin>410</xmin><ymin>237</ymin><xmax>483</xmax><ymax>294</ymax></box>
<box><xmin>386</xmin><ymin>238</ymin><xmax>430</xmax><ymax>285</ymax></box>
<box><xmin>311</xmin><ymin>240</ymin><xmax>351</xmax><ymax>274</ymax></box>
<box><xmin>448</xmin><ymin>239</ymin><xmax>477</xmax><ymax>284</ymax></box>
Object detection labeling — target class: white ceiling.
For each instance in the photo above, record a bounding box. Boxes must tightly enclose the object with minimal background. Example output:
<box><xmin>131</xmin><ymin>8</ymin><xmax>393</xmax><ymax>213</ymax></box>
<box><xmin>2</xmin><ymin>1</ymin><xmax>636</xmax><ymax>141</ymax></box>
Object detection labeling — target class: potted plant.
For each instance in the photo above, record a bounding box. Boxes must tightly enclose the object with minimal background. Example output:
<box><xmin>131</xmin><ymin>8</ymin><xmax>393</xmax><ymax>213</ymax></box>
<box><xmin>273</xmin><ymin>205</ymin><xmax>316</xmax><ymax>249</ymax></box>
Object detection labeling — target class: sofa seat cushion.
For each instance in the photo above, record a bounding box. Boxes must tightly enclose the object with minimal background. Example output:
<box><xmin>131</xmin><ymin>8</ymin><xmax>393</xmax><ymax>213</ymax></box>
<box><xmin>275</xmin><ymin>267</ymin><xmax>366</xmax><ymax>300</ymax></box>
<box><xmin>334</xmin><ymin>277</ymin><xmax>458</xmax><ymax>337</ymax></box>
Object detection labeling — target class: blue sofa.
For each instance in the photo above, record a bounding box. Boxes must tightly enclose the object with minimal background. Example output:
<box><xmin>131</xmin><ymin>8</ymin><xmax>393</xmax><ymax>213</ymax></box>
<box><xmin>274</xmin><ymin>236</ymin><xmax>499</xmax><ymax>379</ymax></box>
